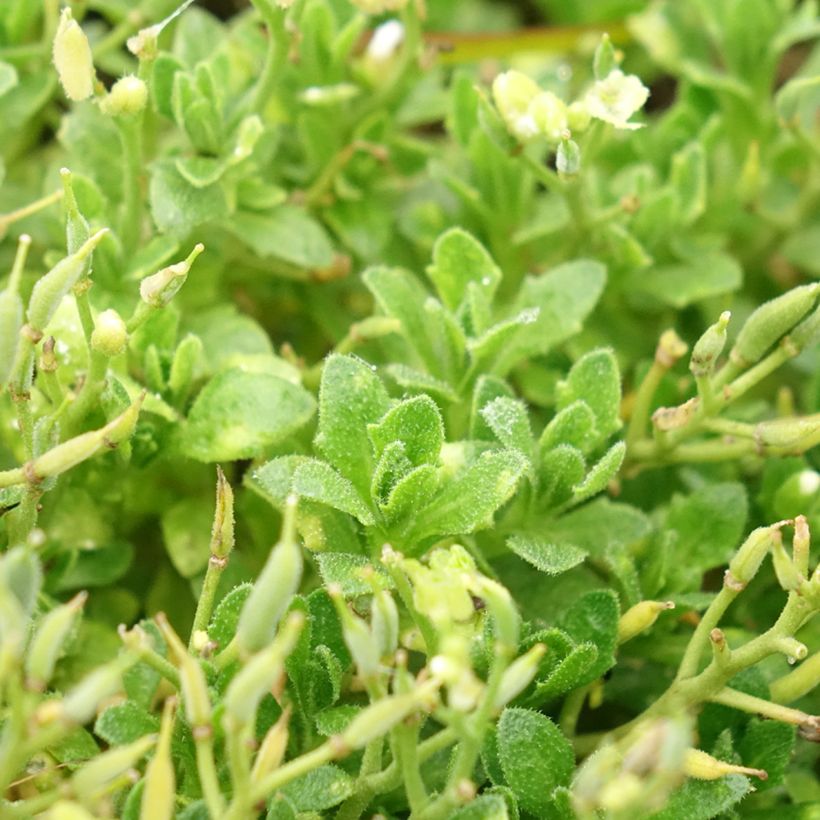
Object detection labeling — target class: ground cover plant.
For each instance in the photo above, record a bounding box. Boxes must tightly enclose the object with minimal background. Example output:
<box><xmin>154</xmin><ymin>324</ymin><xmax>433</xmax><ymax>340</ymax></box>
<box><xmin>0</xmin><ymin>0</ymin><xmax>819</xmax><ymax>817</ymax></box>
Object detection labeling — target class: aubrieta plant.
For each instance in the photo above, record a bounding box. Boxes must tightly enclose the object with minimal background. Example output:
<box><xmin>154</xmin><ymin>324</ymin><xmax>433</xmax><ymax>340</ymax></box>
<box><xmin>0</xmin><ymin>0</ymin><xmax>819</xmax><ymax>817</ymax></box>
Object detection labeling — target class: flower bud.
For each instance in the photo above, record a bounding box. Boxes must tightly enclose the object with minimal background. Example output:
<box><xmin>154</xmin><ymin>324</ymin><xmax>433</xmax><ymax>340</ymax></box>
<box><xmin>91</xmin><ymin>309</ymin><xmax>127</xmax><ymax>357</ymax></box>
<box><xmin>60</xmin><ymin>655</ymin><xmax>136</xmax><ymax>724</ymax></box>
<box><xmin>593</xmin><ymin>34</ymin><xmax>617</xmax><ymax>80</ymax></box>
<box><xmin>618</xmin><ymin>600</ymin><xmax>675</xmax><ymax>644</ymax></box>
<box><xmin>494</xmin><ymin>643</ymin><xmax>546</xmax><ymax>708</ymax></box>
<box><xmin>224</xmin><ymin>612</ymin><xmax>304</xmax><ymax>725</ymax></box>
<box><xmin>472</xmin><ymin>576</ymin><xmax>520</xmax><ymax>650</ymax></box>
<box><xmin>567</xmin><ymin>101</ymin><xmax>591</xmax><ymax>132</ymax></box>
<box><xmin>27</xmin><ymin>229</ymin><xmax>109</xmax><ymax>332</ymax></box>
<box><xmin>60</xmin><ymin>168</ymin><xmax>90</xmax><ymax>261</ymax></box>
<box><xmin>340</xmin><ymin>686</ymin><xmax>434</xmax><ymax>750</ymax></box>
<box><xmin>140</xmin><ymin>697</ymin><xmax>176</xmax><ymax>820</ymax></box>
<box><xmin>727</xmin><ymin>524</ymin><xmax>782</xmax><ymax>588</ymax></box>
<box><xmin>371</xmin><ymin>588</ymin><xmax>399</xmax><ymax>660</ymax></box>
<box><xmin>0</xmin><ymin>234</ymin><xmax>29</xmax><ymax>384</ymax></box>
<box><xmin>730</xmin><ymin>283</ymin><xmax>820</xmax><ymax>367</ymax></box>
<box><xmin>101</xmin><ymin>75</ymin><xmax>148</xmax><ymax>116</ymax></box>
<box><xmin>530</xmin><ymin>92</ymin><xmax>568</xmax><ymax>143</ymax></box>
<box><xmin>72</xmin><ymin>735</ymin><xmax>155</xmax><ymax>799</ymax></box>
<box><xmin>156</xmin><ymin>613</ymin><xmax>212</xmax><ymax>731</ymax></box>
<box><xmin>210</xmin><ymin>466</ymin><xmax>235</xmax><ymax>560</ymax></box>
<box><xmin>770</xmin><ymin>530</ymin><xmax>803</xmax><ymax>591</ymax></box>
<box><xmin>684</xmin><ymin>748</ymin><xmax>767</xmax><ymax>781</ymax></box>
<box><xmin>690</xmin><ymin>311</ymin><xmax>731</xmax><ymax>377</ymax></box>
<box><xmin>139</xmin><ymin>244</ymin><xmax>204</xmax><ymax>309</ymax></box>
<box><xmin>329</xmin><ymin>586</ymin><xmax>381</xmax><ymax>678</ymax></box>
<box><xmin>557</xmin><ymin>138</ymin><xmax>581</xmax><ymax>176</ymax></box>
<box><xmin>793</xmin><ymin>515</ymin><xmax>810</xmax><ymax>577</ymax></box>
<box><xmin>492</xmin><ymin>70</ymin><xmax>541</xmax><ymax>143</ymax></box>
<box><xmin>251</xmin><ymin>706</ymin><xmax>291</xmax><ymax>784</ymax></box>
<box><xmin>53</xmin><ymin>9</ymin><xmax>95</xmax><ymax>102</ymax></box>
<box><xmin>25</xmin><ymin>591</ymin><xmax>87</xmax><ymax>690</ymax></box>
<box><xmin>237</xmin><ymin>495</ymin><xmax>302</xmax><ymax>654</ymax></box>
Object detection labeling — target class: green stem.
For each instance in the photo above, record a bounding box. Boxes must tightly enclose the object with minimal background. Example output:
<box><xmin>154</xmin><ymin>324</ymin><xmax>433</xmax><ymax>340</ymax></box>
<box><xmin>625</xmin><ymin>358</ymin><xmax>667</xmax><ymax>451</ymax></box>
<box><xmin>249</xmin><ymin>741</ymin><xmax>337</xmax><ymax>804</ymax></box>
<box><xmin>0</xmin><ymin>190</ymin><xmax>63</xmax><ymax>233</ymax></box>
<box><xmin>395</xmin><ymin>719</ymin><xmax>427</xmax><ymax>814</ymax></box>
<box><xmin>74</xmin><ymin>284</ymin><xmax>96</xmax><ymax>348</ymax></box>
<box><xmin>117</xmin><ymin>116</ymin><xmax>143</xmax><ymax>255</ymax></box>
<box><xmin>225</xmin><ymin>721</ymin><xmax>253</xmax><ymax>817</ymax></box>
<box><xmin>195</xmin><ymin>733</ymin><xmax>226</xmax><ymax>819</ymax></box>
<box><xmin>248</xmin><ymin>1</ymin><xmax>288</xmax><ymax>116</ymax></box>
<box><xmin>559</xmin><ymin>683</ymin><xmax>591</xmax><ymax>737</ymax></box>
<box><xmin>64</xmin><ymin>349</ymin><xmax>108</xmax><ymax>432</ymax></box>
<box><xmin>190</xmin><ymin>555</ymin><xmax>228</xmax><ymax>646</ymax></box>
<box><xmin>676</xmin><ymin>585</ymin><xmax>739</xmax><ymax>681</ymax></box>
<box><xmin>708</xmin><ymin>687</ymin><xmax>815</xmax><ymax>725</ymax></box>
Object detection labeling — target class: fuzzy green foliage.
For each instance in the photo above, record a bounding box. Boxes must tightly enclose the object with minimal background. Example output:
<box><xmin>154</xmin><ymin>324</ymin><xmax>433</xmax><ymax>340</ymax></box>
<box><xmin>0</xmin><ymin>0</ymin><xmax>819</xmax><ymax>818</ymax></box>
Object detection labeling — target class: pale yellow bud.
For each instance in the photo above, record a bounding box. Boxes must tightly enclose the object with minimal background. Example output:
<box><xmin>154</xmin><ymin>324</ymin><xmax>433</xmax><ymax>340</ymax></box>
<box><xmin>53</xmin><ymin>9</ymin><xmax>95</xmax><ymax>102</ymax></box>
<box><xmin>102</xmin><ymin>75</ymin><xmax>148</xmax><ymax>116</ymax></box>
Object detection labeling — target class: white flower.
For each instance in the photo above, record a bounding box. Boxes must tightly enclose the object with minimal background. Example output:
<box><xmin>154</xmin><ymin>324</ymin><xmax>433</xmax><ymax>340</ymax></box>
<box><xmin>585</xmin><ymin>69</ymin><xmax>649</xmax><ymax>130</ymax></box>
<box><xmin>367</xmin><ymin>19</ymin><xmax>404</xmax><ymax>62</ymax></box>
<box><xmin>529</xmin><ymin>91</ymin><xmax>568</xmax><ymax>143</ymax></box>
<box><xmin>492</xmin><ymin>70</ymin><xmax>542</xmax><ymax>143</ymax></box>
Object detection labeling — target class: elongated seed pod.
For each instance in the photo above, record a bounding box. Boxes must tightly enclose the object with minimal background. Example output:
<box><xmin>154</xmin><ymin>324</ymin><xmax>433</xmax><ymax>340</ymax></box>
<box><xmin>72</xmin><ymin>735</ymin><xmax>155</xmax><ymax>799</ymax></box>
<box><xmin>730</xmin><ymin>283</ymin><xmax>820</xmax><ymax>367</ymax></box>
<box><xmin>25</xmin><ymin>591</ymin><xmax>87</xmax><ymax>690</ymax></box>
<box><xmin>61</xmin><ymin>655</ymin><xmax>136</xmax><ymax>724</ymax></box>
<box><xmin>29</xmin><ymin>395</ymin><xmax>142</xmax><ymax>480</ymax></box>
<box><xmin>371</xmin><ymin>588</ymin><xmax>399</xmax><ymax>659</ymax></box>
<box><xmin>210</xmin><ymin>466</ymin><xmax>235</xmax><ymax>560</ymax></box>
<box><xmin>618</xmin><ymin>601</ymin><xmax>675</xmax><ymax>644</ymax></box>
<box><xmin>224</xmin><ymin>612</ymin><xmax>303</xmax><ymax>725</ymax></box>
<box><xmin>728</xmin><ymin>524</ymin><xmax>782</xmax><ymax>587</ymax></box>
<box><xmin>0</xmin><ymin>235</ymin><xmax>30</xmax><ymax>384</ymax></box>
<box><xmin>251</xmin><ymin>706</ymin><xmax>291</xmax><ymax>783</ymax></box>
<box><xmin>791</xmin><ymin>303</ymin><xmax>820</xmax><ymax>350</ymax></box>
<box><xmin>329</xmin><ymin>585</ymin><xmax>380</xmax><ymax>677</ymax></box>
<box><xmin>689</xmin><ymin>311</ymin><xmax>730</xmax><ymax>377</ymax></box>
<box><xmin>237</xmin><ymin>495</ymin><xmax>302</xmax><ymax>653</ymax></box>
<box><xmin>494</xmin><ymin>643</ymin><xmax>546</xmax><ymax>708</ymax></box>
<box><xmin>140</xmin><ymin>244</ymin><xmax>204</xmax><ymax>308</ymax></box>
<box><xmin>473</xmin><ymin>577</ymin><xmax>520</xmax><ymax>650</ymax></box>
<box><xmin>53</xmin><ymin>8</ymin><xmax>94</xmax><ymax>102</ymax></box>
<box><xmin>27</xmin><ymin>229</ymin><xmax>108</xmax><ymax>332</ymax></box>
<box><xmin>340</xmin><ymin>687</ymin><xmax>434</xmax><ymax>750</ymax></box>
<box><xmin>140</xmin><ymin>697</ymin><xmax>176</xmax><ymax>820</ymax></box>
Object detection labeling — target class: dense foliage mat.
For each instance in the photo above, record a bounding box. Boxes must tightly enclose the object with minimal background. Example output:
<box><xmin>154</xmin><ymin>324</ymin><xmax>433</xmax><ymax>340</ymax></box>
<box><xmin>0</xmin><ymin>0</ymin><xmax>819</xmax><ymax>817</ymax></box>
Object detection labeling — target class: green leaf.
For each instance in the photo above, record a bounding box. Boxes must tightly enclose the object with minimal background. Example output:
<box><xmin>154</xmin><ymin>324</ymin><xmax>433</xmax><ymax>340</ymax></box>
<box><xmin>364</xmin><ymin>266</ymin><xmax>465</xmax><ymax>384</ymax></box>
<box><xmin>209</xmin><ymin>584</ymin><xmax>252</xmax><ymax>649</ymax></box>
<box><xmin>547</xmin><ymin>498</ymin><xmax>652</xmax><ymax>557</ymax></box>
<box><xmin>315</xmin><ymin>355</ymin><xmax>391</xmax><ymax>498</ymax></box>
<box><xmin>94</xmin><ymin>701</ymin><xmax>159</xmax><ymax>746</ymax></box>
<box><xmin>665</xmin><ymin>483</ymin><xmax>748</xmax><ymax>585</ymax></box>
<box><xmin>314</xmin><ymin>705</ymin><xmax>361</xmax><ymax>736</ymax></box>
<box><xmin>385</xmin><ymin>364</ymin><xmax>460</xmax><ymax>403</ymax></box>
<box><xmin>409</xmin><ymin>450</ymin><xmax>527</xmax><ymax>541</ymax></box>
<box><xmin>670</xmin><ymin>142</ymin><xmax>707</xmax><ymax>225</ymax></box>
<box><xmin>450</xmin><ymin>795</ymin><xmax>509</xmax><ymax>819</ymax></box>
<box><xmin>649</xmin><ymin>775</ymin><xmax>752</xmax><ymax>820</ymax></box>
<box><xmin>538</xmin><ymin>445</ymin><xmax>586</xmax><ymax>508</ymax></box>
<box><xmin>558</xmin><ymin>590</ymin><xmax>619</xmax><ymax>683</ymax></box>
<box><xmin>571</xmin><ymin>441</ymin><xmax>626</xmax><ymax>504</ymax></box>
<box><xmin>507</xmin><ymin>534</ymin><xmax>587</xmax><ymax>575</ymax></box>
<box><xmin>493</xmin><ymin>260</ymin><xmax>606</xmax><ymax>374</ymax></box>
<box><xmin>181</xmin><ymin>369</ymin><xmax>315</xmax><ymax>462</ymax></box>
<box><xmin>426</xmin><ymin>227</ymin><xmax>501</xmax><ymax>311</ymax></box>
<box><xmin>628</xmin><ymin>252</ymin><xmax>743</xmax><ymax>308</ymax></box>
<box><xmin>480</xmin><ymin>398</ymin><xmax>533</xmax><ymax>457</ymax></box>
<box><xmin>226</xmin><ymin>207</ymin><xmax>335</xmax><ymax>270</ymax></box>
<box><xmin>468</xmin><ymin>309</ymin><xmax>540</xmax><ymax>374</ymax></box>
<box><xmin>123</xmin><ymin>620</ymin><xmax>165</xmax><ymax>708</ymax></box>
<box><xmin>368</xmin><ymin>395</ymin><xmax>444</xmax><ymax>467</ymax></box>
<box><xmin>292</xmin><ymin>459</ymin><xmax>374</xmax><ymax>525</ymax></box>
<box><xmin>527</xmin><ymin>642</ymin><xmax>599</xmax><ymax>704</ymax></box>
<box><xmin>471</xmin><ymin>376</ymin><xmax>516</xmax><ymax>441</ymax></box>
<box><xmin>380</xmin><ymin>464</ymin><xmax>440</xmax><ymax>526</ymax></box>
<box><xmin>315</xmin><ymin>553</ymin><xmax>392</xmax><ymax>598</ymax></box>
<box><xmin>540</xmin><ymin>401</ymin><xmax>599</xmax><ymax>455</ymax></box>
<box><xmin>497</xmin><ymin>708</ymin><xmax>574</xmax><ymax>816</ymax></box>
<box><xmin>737</xmin><ymin>719</ymin><xmax>795</xmax><ymax>790</ymax></box>
<box><xmin>55</xmin><ymin>542</ymin><xmax>134</xmax><ymax>591</ymax></box>
<box><xmin>280</xmin><ymin>764</ymin><xmax>354</xmax><ymax>811</ymax></box>
<box><xmin>782</xmin><ymin>224</ymin><xmax>820</xmax><ymax>277</ymax></box>
<box><xmin>149</xmin><ymin>159</ymin><xmax>229</xmax><ymax>236</ymax></box>
<box><xmin>161</xmin><ymin>497</ymin><xmax>213</xmax><ymax>578</ymax></box>
<box><xmin>556</xmin><ymin>350</ymin><xmax>622</xmax><ymax>442</ymax></box>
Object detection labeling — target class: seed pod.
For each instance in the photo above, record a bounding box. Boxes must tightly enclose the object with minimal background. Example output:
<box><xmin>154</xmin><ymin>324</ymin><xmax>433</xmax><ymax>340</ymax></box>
<box><xmin>61</xmin><ymin>655</ymin><xmax>136</xmax><ymax>724</ymax></box>
<box><xmin>618</xmin><ymin>600</ymin><xmax>675</xmax><ymax>644</ymax></box>
<box><xmin>730</xmin><ymin>283</ymin><xmax>820</xmax><ymax>367</ymax></box>
<box><xmin>101</xmin><ymin>75</ymin><xmax>148</xmax><ymax>116</ymax></box>
<box><xmin>140</xmin><ymin>244</ymin><xmax>204</xmax><ymax>309</ymax></box>
<box><xmin>27</xmin><ymin>229</ymin><xmax>108</xmax><ymax>332</ymax></box>
<box><xmin>224</xmin><ymin>612</ymin><xmax>303</xmax><ymax>725</ymax></box>
<box><xmin>770</xmin><ymin>530</ymin><xmax>803</xmax><ymax>591</ymax></box>
<box><xmin>727</xmin><ymin>524</ymin><xmax>783</xmax><ymax>587</ymax></box>
<box><xmin>251</xmin><ymin>706</ymin><xmax>291</xmax><ymax>783</ymax></box>
<box><xmin>53</xmin><ymin>8</ymin><xmax>95</xmax><ymax>102</ymax></box>
<box><xmin>755</xmin><ymin>417</ymin><xmax>820</xmax><ymax>450</ymax></box>
<box><xmin>210</xmin><ymin>467</ymin><xmax>235</xmax><ymax>560</ymax></box>
<box><xmin>72</xmin><ymin>734</ymin><xmax>155</xmax><ymax>799</ymax></box>
<box><xmin>140</xmin><ymin>697</ymin><xmax>176</xmax><ymax>820</ymax></box>
<box><xmin>689</xmin><ymin>311</ymin><xmax>731</xmax><ymax>377</ymax></box>
<box><xmin>329</xmin><ymin>585</ymin><xmax>380</xmax><ymax>678</ymax></box>
<box><xmin>371</xmin><ymin>588</ymin><xmax>399</xmax><ymax>659</ymax></box>
<box><xmin>237</xmin><ymin>495</ymin><xmax>302</xmax><ymax>654</ymax></box>
<box><xmin>59</xmin><ymin>168</ymin><xmax>90</xmax><ymax>261</ymax></box>
<box><xmin>770</xmin><ymin>652</ymin><xmax>820</xmax><ymax>704</ymax></box>
<box><xmin>684</xmin><ymin>748</ymin><xmax>766</xmax><ymax>781</ymax></box>
<box><xmin>91</xmin><ymin>309</ymin><xmax>127</xmax><ymax>357</ymax></box>
<box><xmin>472</xmin><ymin>577</ymin><xmax>520</xmax><ymax>650</ymax></box>
<box><xmin>25</xmin><ymin>591</ymin><xmax>87</xmax><ymax>690</ymax></box>
<box><xmin>29</xmin><ymin>395</ymin><xmax>142</xmax><ymax>480</ymax></box>
<box><xmin>155</xmin><ymin>613</ymin><xmax>211</xmax><ymax>730</ymax></box>
<box><xmin>494</xmin><ymin>643</ymin><xmax>546</xmax><ymax>708</ymax></box>
<box><xmin>0</xmin><ymin>234</ymin><xmax>30</xmax><ymax>384</ymax></box>
<box><xmin>791</xmin><ymin>302</ymin><xmax>820</xmax><ymax>350</ymax></box>
<box><xmin>340</xmin><ymin>690</ymin><xmax>426</xmax><ymax>750</ymax></box>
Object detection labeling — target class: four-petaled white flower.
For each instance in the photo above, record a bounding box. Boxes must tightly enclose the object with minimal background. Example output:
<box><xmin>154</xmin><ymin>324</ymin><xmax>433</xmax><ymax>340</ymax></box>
<box><xmin>584</xmin><ymin>69</ymin><xmax>649</xmax><ymax>130</ymax></box>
